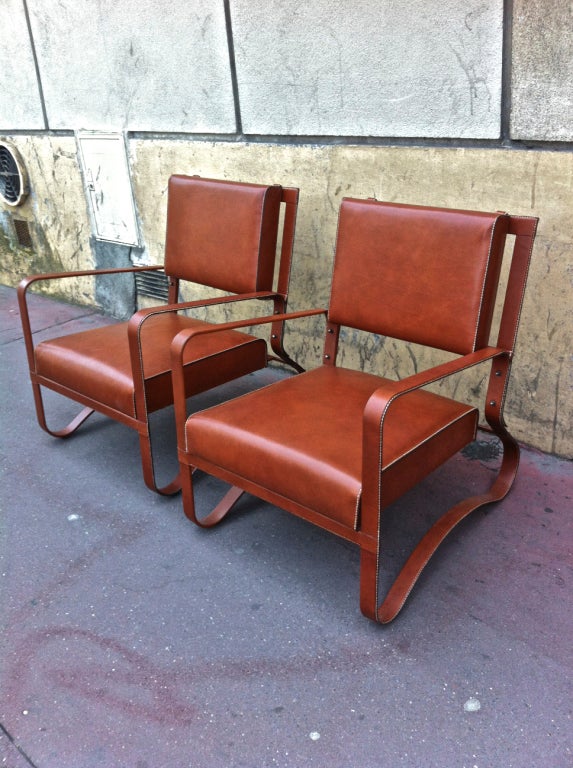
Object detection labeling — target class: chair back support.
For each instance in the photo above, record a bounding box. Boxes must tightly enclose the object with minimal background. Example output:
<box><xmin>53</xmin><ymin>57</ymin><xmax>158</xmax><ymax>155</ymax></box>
<box><xmin>164</xmin><ymin>176</ymin><xmax>282</xmax><ymax>294</ymax></box>
<box><xmin>328</xmin><ymin>199</ymin><xmax>510</xmax><ymax>355</ymax></box>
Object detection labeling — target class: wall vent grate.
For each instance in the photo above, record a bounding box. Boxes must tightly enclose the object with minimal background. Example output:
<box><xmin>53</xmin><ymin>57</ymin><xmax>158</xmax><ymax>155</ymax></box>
<box><xmin>0</xmin><ymin>143</ymin><xmax>29</xmax><ymax>207</ymax></box>
<box><xmin>135</xmin><ymin>270</ymin><xmax>170</xmax><ymax>302</ymax></box>
<box><xmin>13</xmin><ymin>218</ymin><xmax>33</xmax><ymax>249</ymax></box>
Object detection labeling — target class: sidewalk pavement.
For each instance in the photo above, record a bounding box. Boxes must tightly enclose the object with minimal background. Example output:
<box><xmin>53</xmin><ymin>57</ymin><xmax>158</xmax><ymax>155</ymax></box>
<box><xmin>1</xmin><ymin>284</ymin><xmax>571</xmax><ymax>768</ymax></box>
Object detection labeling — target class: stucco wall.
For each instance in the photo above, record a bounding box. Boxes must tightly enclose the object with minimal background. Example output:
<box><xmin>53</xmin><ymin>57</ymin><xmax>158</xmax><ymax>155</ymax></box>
<box><xmin>229</xmin><ymin>0</ymin><xmax>503</xmax><ymax>137</ymax></box>
<box><xmin>511</xmin><ymin>0</ymin><xmax>573</xmax><ymax>140</ymax></box>
<box><xmin>1</xmin><ymin>0</ymin><xmax>506</xmax><ymax>136</ymax></box>
<box><xmin>0</xmin><ymin>0</ymin><xmax>571</xmax><ymax>458</ymax></box>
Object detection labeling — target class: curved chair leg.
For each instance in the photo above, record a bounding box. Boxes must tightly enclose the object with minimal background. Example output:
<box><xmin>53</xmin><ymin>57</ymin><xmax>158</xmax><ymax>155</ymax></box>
<box><xmin>181</xmin><ymin>464</ymin><xmax>244</xmax><ymax>527</ymax></box>
<box><xmin>32</xmin><ymin>381</ymin><xmax>95</xmax><ymax>438</ymax></box>
<box><xmin>139</xmin><ymin>431</ymin><xmax>182</xmax><ymax>496</ymax></box>
<box><xmin>267</xmin><ymin>350</ymin><xmax>305</xmax><ymax>374</ymax></box>
<box><xmin>362</xmin><ymin>430</ymin><xmax>520</xmax><ymax>624</ymax></box>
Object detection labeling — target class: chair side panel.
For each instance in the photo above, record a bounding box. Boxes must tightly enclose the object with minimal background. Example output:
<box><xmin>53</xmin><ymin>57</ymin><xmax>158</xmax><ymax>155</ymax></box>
<box><xmin>164</xmin><ymin>176</ymin><xmax>282</xmax><ymax>293</ymax></box>
<box><xmin>328</xmin><ymin>199</ymin><xmax>509</xmax><ymax>355</ymax></box>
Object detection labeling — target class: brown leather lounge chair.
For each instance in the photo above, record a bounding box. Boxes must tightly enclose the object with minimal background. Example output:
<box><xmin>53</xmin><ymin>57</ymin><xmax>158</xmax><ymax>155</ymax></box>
<box><xmin>18</xmin><ymin>175</ymin><xmax>302</xmax><ymax>494</ymax></box>
<box><xmin>171</xmin><ymin>197</ymin><xmax>538</xmax><ymax>622</ymax></box>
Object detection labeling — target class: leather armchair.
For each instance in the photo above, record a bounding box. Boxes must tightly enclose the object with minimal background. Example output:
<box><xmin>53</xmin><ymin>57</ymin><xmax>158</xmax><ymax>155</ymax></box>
<box><xmin>171</xmin><ymin>198</ymin><xmax>538</xmax><ymax>622</ymax></box>
<box><xmin>18</xmin><ymin>175</ymin><xmax>301</xmax><ymax>494</ymax></box>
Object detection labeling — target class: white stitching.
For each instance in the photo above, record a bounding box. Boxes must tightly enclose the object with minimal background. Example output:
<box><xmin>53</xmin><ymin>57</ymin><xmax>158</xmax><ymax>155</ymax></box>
<box><xmin>355</xmin><ymin>405</ymin><xmax>476</xmax><ymax>530</ymax></box>
<box><xmin>472</xmin><ymin>214</ymin><xmax>507</xmax><ymax>352</ymax></box>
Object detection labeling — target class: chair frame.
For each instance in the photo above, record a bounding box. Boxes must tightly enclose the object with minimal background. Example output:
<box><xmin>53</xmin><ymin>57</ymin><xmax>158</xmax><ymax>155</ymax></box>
<box><xmin>18</xmin><ymin>186</ymin><xmax>302</xmax><ymax>495</ymax></box>
<box><xmin>171</xmin><ymin>212</ymin><xmax>538</xmax><ymax>622</ymax></box>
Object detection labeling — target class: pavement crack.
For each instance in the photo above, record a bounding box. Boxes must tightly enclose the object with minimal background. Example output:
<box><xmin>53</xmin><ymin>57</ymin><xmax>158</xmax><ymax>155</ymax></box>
<box><xmin>0</xmin><ymin>722</ymin><xmax>40</xmax><ymax>767</ymax></box>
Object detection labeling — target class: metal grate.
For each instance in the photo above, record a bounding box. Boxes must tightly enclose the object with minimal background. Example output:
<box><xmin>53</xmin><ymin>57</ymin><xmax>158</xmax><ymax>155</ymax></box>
<box><xmin>13</xmin><ymin>218</ymin><xmax>33</xmax><ymax>249</ymax></box>
<box><xmin>0</xmin><ymin>143</ymin><xmax>28</xmax><ymax>206</ymax></box>
<box><xmin>134</xmin><ymin>270</ymin><xmax>170</xmax><ymax>301</ymax></box>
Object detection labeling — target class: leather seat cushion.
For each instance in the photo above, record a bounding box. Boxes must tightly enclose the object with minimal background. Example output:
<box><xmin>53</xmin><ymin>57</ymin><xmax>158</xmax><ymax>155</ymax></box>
<box><xmin>35</xmin><ymin>313</ymin><xmax>266</xmax><ymax>417</ymax></box>
<box><xmin>185</xmin><ymin>366</ymin><xmax>478</xmax><ymax>529</ymax></box>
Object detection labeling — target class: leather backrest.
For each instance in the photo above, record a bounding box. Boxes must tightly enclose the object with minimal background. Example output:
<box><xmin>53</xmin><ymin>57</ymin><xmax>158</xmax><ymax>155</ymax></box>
<box><xmin>164</xmin><ymin>175</ymin><xmax>282</xmax><ymax>293</ymax></box>
<box><xmin>329</xmin><ymin>198</ymin><xmax>509</xmax><ymax>355</ymax></box>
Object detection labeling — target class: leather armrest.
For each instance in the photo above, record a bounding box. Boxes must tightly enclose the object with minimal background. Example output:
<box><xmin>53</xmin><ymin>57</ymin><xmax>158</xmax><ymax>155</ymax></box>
<box><xmin>361</xmin><ymin>346</ymin><xmax>509</xmax><ymax>536</ymax></box>
<box><xmin>170</xmin><ymin>308</ymin><xmax>327</xmax><ymax>446</ymax></box>
<box><xmin>126</xmin><ymin>290</ymin><xmax>283</xmax><ymax>394</ymax></box>
<box><xmin>129</xmin><ymin>290</ymin><xmax>279</xmax><ymax>329</ymax></box>
<box><xmin>18</xmin><ymin>264</ymin><xmax>164</xmax><ymax>293</ymax></box>
<box><xmin>16</xmin><ymin>266</ymin><xmax>165</xmax><ymax>374</ymax></box>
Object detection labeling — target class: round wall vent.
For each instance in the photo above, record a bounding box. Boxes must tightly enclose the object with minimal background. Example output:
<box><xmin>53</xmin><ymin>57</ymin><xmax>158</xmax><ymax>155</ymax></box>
<box><xmin>0</xmin><ymin>141</ymin><xmax>29</xmax><ymax>207</ymax></box>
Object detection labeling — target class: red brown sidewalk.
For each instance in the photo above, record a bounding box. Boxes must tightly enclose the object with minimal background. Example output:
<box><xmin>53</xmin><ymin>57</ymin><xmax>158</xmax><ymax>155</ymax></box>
<box><xmin>1</xmin><ymin>284</ymin><xmax>571</xmax><ymax>767</ymax></box>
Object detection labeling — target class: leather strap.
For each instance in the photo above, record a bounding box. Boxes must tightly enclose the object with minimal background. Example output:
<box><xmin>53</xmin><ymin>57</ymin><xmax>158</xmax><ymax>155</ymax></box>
<box><xmin>196</xmin><ymin>485</ymin><xmax>244</xmax><ymax>528</ymax></box>
<box><xmin>376</xmin><ymin>428</ymin><xmax>519</xmax><ymax>623</ymax></box>
<box><xmin>30</xmin><ymin>378</ymin><xmax>95</xmax><ymax>438</ymax></box>
<box><xmin>138</xmin><ymin>431</ymin><xmax>181</xmax><ymax>496</ymax></box>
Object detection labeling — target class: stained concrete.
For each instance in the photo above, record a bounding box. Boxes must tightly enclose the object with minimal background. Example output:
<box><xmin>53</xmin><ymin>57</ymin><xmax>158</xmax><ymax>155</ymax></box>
<box><xmin>231</xmin><ymin>0</ymin><xmax>503</xmax><ymax>138</ymax></box>
<box><xmin>1</xmin><ymin>285</ymin><xmax>572</xmax><ymax>767</ymax></box>
<box><xmin>24</xmin><ymin>0</ymin><xmax>235</xmax><ymax>133</ymax></box>
<box><xmin>0</xmin><ymin>136</ymin><xmax>94</xmax><ymax>305</ymax></box>
<box><xmin>511</xmin><ymin>1</ymin><xmax>573</xmax><ymax>141</ymax></box>
<box><xmin>0</xmin><ymin>0</ymin><xmax>44</xmax><ymax>130</ymax></box>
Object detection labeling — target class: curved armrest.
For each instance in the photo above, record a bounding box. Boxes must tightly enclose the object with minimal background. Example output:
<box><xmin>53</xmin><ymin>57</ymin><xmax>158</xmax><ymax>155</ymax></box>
<box><xmin>365</xmin><ymin>346</ymin><xmax>507</xmax><ymax>427</ymax></box>
<box><xmin>18</xmin><ymin>264</ymin><xmax>163</xmax><ymax>293</ymax></box>
<box><xmin>16</xmin><ymin>265</ymin><xmax>164</xmax><ymax>373</ymax></box>
<box><xmin>128</xmin><ymin>290</ymin><xmax>279</xmax><ymax>332</ymax></box>
<box><xmin>126</xmin><ymin>290</ymin><xmax>283</xmax><ymax>403</ymax></box>
<box><xmin>361</xmin><ymin>346</ymin><xmax>509</xmax><ymax>532</ymax></box>
<box><xmin>170</xmin><ymin>308</ymin><xmax>327</xmax><ymax>446</ymax></box>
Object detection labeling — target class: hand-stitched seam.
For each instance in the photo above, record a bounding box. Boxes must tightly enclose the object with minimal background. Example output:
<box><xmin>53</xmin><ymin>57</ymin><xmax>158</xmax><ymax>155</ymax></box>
<box><xmin>145</xmin><ymin>336</ymin><xmax>264</xmax><ymax>384</ymax></box>
<box><xmin>353</xmin><ymin>406</ymin><xmax>475</xmax><ymax>532</ymax></box>
<box><xmin>183</xmin><ymin>373</ymin><xmax>286</xmax><ymax>454</ymax></box>
<box><xmin>381</xmin><ymin>409</ymin><xmax>477</xmax><ymax>473</ymax></box>
<box><xmin>255</xmin><ymin>186</ymin><xmax>278</xmax><ymax>292</ymax></box>
<box><xmin>328</xmin><ymin>198</ymin><xmax>352</xmax><ymax>325</ymax></box>
<box><xmin>373</xmin><ymin>347</ymin><xmax>501</xmax><ymax>610</ymax></box>
<box><xmin>472</xmin><ymin>214</ymin><xmax>505</xmax><ymax>352</ymax></box>
<box><xmin>506</xmin><ymin>216</ymin><xmax>537</xmax><ymax>353</ymax></box>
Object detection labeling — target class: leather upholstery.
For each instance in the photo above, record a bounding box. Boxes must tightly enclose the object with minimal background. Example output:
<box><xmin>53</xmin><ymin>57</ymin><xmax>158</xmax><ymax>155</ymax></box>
<box><xmin>329</xmin><ymin>200</ymin><xmax>509</xmax><ymax>355</ymax></box>
<box><xmin>19</xmin><ymin>175</ymin><xmax>299</xmax><ymax>494</ymax></box>
<box><xmin>36</xmin><ymin>314</ymin><xmax>266</xmax><ymax>417</ymax></box>
<box><xmin>164</xmin><ymin>176</ymin><xmax>282</xmax><ymax>293</ymax></box>
<box><xmin>173</xmin><ymin>198</ymin><xmax>538</xmax><ymax>621</ymax></box>
<box><xmin>185</xmin><ymin>366</ymin><xmax>477</xmax><ymax>529</ymax></box>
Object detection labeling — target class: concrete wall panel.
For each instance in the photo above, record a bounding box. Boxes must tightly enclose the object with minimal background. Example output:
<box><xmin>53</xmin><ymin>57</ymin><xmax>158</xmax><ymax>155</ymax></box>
<box><xmin>511</xmin><ymin>1</ymin><xmax>573</xmax><ymax>140</ymax></box>
<box><xmin>231</xmin><ymin>0</ymin><xmax>503</xmax><ymax>138</ymax></box>
<box><xmin>0</xmin><ymin>0</ymin><xmax>44</xmax><ymax>129</ymax></box>
<box><xmin>26</xmin><ymin>0</ymin><xmax>235</xmax><ymax>132</ymax></box>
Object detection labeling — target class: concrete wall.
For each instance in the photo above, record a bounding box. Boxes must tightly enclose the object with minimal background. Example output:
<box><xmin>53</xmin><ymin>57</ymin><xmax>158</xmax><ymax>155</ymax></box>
<box><xmin>511</xmin><ymin>0</ymin><xmax>573</xmax><ymax>140</ymax></box>
<box><xmin>230</xmin><ymin>0</ymin><xmax>503</xmax><ymax>137</ymax></box>
<box><xmin>1</xmin><ymin>0</ymin><xmax>571</xmax><ymax>458</ymax></box>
